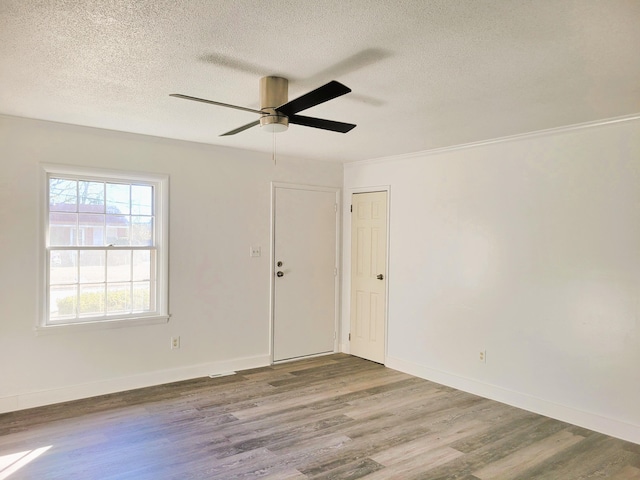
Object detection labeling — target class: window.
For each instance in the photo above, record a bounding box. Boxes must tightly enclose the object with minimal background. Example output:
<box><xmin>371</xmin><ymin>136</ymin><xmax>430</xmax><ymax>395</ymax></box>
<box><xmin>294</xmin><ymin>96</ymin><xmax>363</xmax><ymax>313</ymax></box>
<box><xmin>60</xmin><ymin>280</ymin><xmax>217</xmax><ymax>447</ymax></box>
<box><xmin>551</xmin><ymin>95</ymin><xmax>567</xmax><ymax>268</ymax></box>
<box><xmin>41</xmin><ymin>165</ymin><xmax>168</xmax><ymax>329</ymax></box>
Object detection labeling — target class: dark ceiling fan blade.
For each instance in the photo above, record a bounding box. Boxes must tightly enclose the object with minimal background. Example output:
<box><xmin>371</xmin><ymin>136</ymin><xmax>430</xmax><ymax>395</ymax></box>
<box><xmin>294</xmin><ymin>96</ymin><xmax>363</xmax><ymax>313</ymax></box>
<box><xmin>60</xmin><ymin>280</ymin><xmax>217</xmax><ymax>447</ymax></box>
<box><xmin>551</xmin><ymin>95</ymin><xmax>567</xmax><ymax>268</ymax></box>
<box><xmin>220</xmin><ymin>120</ymin><xmax>260</xmax><ymax>136</ymax></box>
<box><xmin>276</xmin><ymin>81</ymin><xmax>351</xmax><ymax>116</ymax></box>
<box><xmin>289</xmin><ymin>114</ymin><xmax>356</xmax><ymax>133</ymax></box>
<box><xmin>170</xmin><ymin>94</ymin><xmax>264</xmax><ymax>115</ymax></box>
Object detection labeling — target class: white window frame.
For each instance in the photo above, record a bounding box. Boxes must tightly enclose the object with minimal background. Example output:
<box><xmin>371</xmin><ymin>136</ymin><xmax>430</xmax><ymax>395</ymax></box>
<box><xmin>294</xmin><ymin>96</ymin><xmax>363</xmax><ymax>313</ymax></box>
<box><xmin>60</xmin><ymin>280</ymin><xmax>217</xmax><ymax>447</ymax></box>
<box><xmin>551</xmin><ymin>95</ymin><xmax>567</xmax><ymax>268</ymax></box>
<box><xmin>37</xmin><ymin>164</ymin><xmax>169</xmax><ymax>334</ymax></box>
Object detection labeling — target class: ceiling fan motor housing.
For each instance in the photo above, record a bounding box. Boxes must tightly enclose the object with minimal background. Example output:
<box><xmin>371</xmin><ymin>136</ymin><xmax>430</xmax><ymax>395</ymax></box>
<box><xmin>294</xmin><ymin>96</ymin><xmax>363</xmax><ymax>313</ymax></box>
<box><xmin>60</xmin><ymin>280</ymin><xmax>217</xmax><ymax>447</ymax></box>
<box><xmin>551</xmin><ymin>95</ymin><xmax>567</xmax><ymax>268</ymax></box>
<box><xmin>260</xmin><ymin>76</ymin><xmax>289</xmax><ymax>132</ymax></box>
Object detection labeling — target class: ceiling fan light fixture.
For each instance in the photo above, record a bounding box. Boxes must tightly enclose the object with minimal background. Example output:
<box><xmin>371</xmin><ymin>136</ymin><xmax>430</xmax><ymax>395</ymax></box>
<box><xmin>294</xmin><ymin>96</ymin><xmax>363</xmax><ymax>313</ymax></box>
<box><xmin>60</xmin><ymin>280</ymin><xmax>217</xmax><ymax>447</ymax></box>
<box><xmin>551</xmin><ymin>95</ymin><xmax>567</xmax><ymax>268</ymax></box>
<box><xmin>260</xmin><ymin>113</ymin><xmax>289</xmax><ymax>133</ymax></box>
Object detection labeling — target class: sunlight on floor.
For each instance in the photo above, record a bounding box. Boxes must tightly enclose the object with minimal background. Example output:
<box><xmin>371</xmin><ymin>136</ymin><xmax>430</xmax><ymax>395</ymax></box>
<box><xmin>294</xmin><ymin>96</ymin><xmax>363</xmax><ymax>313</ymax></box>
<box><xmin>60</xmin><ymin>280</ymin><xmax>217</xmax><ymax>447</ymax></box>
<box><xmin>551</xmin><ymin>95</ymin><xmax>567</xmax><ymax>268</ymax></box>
<box><xmin>0</xmin><ymin>446</ymin><xmax>52</xmax><ymax>480</ymax></box>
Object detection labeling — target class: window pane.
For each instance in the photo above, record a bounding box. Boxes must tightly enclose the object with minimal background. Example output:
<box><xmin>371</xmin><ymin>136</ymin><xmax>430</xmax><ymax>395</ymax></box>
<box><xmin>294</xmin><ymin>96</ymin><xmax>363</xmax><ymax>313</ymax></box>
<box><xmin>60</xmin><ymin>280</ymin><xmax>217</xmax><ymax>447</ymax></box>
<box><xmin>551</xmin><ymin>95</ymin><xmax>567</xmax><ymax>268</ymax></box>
<box><xmin>107</xmin><ymin>283</ymin><xmax>131</xmax><ymax>314</ymax></box>
<box><xmin>106</xmin><ymin>215</ymin><xmax>130</xmax><ymax>245</ymax></box>
<box><xmin>131</xmin><ymin>185</ymin><xmax>153</xmax><ymax>215</ymax></box>
<box><xmin>106</xmin><ymin>183</ymin><xmax>130</xmax><ymax>215</ymax></box>
<box><xmin>49</xmin><ymin>178</ymin><xmax>77</xmax><ymax>212</ymax></box>
<box><xmin>131</xmin><ymin>216</ymin><xmax>153</xmax><ymax>246</ymax></box>
<box><xmin>78</xmin><ymin>181</ymin><xmax>105</xmax><ymax>213</ymax></box>
<box><xmin>50</xmin><ymin>285</ymin><xmax>77</xmax><ymax>319</ymax></box>
<box><xmin>49</xmin><ymin>212</ymin><xmax>77</xmax><ymax>246</ymax></box>
<box><xmin>80</xmin><ymin>250</ymin><xmax>106</xmax><ymax>283</ymax></box>
<box><xmin>50</xmin><ymin>250</ymin><xmax>78</xmax><ymax>284</ymax></box>
<box><xmin>132</xmin><ymin>250</ymin><xmax>152</xmax><ymax>281</ymax></box>
<box><xmin>79</xmin><ymin>284</ymin><xmax>106</xmax><ymax>316</ymax></box>
<box><xmin>132</xmin><ymin>282</ymin><xmax>150</xmax><ymax>311</ymax></box>
<box><xmin>78</xmin><ymin>214</ymin><xmax>105</xmax><ymax>246</ymax></box>
<box><xmin>44</xmin><ymin>168</ymin><xmax>165</xmax><ymax>326</ymax></box>
<box><xmin>107</xmin><ymin>250</ymin><xmax>131</xmax><ymax>282</ymax></box>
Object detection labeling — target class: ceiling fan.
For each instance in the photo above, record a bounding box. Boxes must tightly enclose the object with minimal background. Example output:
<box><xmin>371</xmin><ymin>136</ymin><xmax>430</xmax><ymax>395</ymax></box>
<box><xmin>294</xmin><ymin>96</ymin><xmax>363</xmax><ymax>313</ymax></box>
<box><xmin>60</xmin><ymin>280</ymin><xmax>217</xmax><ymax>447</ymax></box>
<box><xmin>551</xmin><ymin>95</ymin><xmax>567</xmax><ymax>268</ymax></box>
<box><xmin>170</xmin><ymin>76</ymin><xmax>356</xmax><ymax>136</ymax></box>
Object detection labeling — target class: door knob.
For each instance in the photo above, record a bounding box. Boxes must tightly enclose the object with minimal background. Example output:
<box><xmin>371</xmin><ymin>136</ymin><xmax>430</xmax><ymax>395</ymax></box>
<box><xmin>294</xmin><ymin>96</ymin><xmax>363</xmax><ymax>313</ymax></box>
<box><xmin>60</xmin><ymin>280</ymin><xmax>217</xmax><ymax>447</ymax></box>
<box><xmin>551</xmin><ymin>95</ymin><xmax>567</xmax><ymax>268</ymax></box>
<box><xmin>277</xmin><ymin>271</ymin><xmax>284</xmax><ymax>277</ymax></box>
<box><xmin>377</xmin><ymin>274</ymin><xmax>384</xmax><ymax>280</ymax></box>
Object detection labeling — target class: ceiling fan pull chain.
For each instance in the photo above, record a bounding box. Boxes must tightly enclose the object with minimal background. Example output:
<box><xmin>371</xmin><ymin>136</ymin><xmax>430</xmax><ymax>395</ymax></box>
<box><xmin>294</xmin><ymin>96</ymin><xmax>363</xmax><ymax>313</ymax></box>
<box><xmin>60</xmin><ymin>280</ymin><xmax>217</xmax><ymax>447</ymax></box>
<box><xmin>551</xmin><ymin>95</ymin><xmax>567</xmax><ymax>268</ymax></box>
<box><xmin>272</xmin><ymin>130</ymin><xmax>277</xmax><ymax>166</ymax></box>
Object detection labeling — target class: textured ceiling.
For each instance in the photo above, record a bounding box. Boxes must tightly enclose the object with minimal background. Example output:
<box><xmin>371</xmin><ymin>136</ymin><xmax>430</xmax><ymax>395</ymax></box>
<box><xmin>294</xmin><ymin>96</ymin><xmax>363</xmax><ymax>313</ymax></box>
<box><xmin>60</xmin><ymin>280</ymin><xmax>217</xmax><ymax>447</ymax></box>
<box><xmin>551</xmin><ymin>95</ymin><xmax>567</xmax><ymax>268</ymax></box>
<box><xmin>1</xmin><ymin>1</ymin><xmax>639</xmax><ymax>163</ymax></box>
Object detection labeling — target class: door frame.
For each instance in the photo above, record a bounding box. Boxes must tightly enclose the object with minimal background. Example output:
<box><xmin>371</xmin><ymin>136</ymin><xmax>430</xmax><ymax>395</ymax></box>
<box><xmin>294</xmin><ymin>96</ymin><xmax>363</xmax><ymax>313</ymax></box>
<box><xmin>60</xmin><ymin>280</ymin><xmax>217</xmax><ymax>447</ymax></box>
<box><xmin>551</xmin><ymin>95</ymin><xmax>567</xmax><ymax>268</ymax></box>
<box><xmin>341</xmin><ymin>186</ymin><xmax>391</xmax><ymax>363</ymax></box>
<box><xmin>270</xmin><ymin>182</ymin><xmax>341</xmax><ymax>364</ymax></box>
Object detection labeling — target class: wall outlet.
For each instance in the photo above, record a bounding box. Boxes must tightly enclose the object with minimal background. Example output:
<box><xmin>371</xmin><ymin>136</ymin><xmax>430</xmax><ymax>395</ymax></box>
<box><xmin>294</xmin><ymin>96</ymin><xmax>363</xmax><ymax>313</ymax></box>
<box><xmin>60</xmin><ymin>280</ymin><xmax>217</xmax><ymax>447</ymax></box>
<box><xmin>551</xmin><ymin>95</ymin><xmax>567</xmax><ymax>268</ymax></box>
<box><xmin>171</xmin><ymin>336</ymin><xmax>180</xmax><ymax>349</ymax></box>
<box><xmin>479</xmin><ymin>350</ymin><xmax>486</xmax><ymax>363</ymax></box>
<box><xmin>250</xmin><ymin>246</ymin><xmax>261</xmax><ymax>257</ymax></box>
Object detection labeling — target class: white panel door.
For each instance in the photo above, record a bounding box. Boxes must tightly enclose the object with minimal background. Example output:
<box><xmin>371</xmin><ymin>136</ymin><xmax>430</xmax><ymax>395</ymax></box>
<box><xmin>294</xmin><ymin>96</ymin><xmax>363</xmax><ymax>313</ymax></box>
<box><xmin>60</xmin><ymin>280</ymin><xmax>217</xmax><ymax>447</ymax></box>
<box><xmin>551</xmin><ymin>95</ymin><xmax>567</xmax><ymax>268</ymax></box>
<box><xmin>273</xmin><ymin>186</ymin><xmax>337</xmax><ymax>362</ymax></box>
<box><xmin>350</xmin><ymin>191</ymin><xmax>388</xmax><ymax>364</ymax></box>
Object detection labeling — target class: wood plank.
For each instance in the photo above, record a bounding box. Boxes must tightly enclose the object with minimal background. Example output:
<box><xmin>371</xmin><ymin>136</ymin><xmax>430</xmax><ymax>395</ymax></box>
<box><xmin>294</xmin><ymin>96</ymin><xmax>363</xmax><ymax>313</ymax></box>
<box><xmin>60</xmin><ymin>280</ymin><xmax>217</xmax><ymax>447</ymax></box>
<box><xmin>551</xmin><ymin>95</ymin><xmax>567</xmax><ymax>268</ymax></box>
<box><xmin>509</xmin><ymin>434</ymin><xmax>640</xmax><ymax>480</ymax></box>
<box><xmin>472</xmin><ymin>429</ymin><xmax>585</xmax><ymax>479</ymax></box>
<box><xmin>370</xmin><ymin>419</ymin><xmax>486</xmax><ymax>466</ymax></box>
<box><xmin>610</xmin><ymin>465</ymin><xmax>640</xmax><ymax>479</ymax></box>
<box><xmin>1</xmin><ymin>354</ymin><xmax>638</xmax><ymax>480</ymax></box>
<box><xmin>363</xmin><ymin>446</ymin><xmax>464</xmax><ymax>479</ymax></box>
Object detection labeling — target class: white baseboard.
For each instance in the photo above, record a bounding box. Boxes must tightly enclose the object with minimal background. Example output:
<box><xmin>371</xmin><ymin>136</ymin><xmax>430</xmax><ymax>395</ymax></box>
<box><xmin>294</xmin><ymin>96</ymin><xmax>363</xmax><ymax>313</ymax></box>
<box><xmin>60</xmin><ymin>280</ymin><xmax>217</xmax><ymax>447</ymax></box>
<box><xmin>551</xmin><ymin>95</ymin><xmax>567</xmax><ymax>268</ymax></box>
<box><xmin>0</xmin><ymin>354</ymin><xmax>270</xmax><ymax>414</ymax></box>
<box><xmin>0</xmin><ymin>396</ymin><xmax>19</xmax><ymax>413</ymax></box>
<box><xmin>386</xmin><ymin>355</ymin><xmax>640</xmax><ymax>445</ymax></box>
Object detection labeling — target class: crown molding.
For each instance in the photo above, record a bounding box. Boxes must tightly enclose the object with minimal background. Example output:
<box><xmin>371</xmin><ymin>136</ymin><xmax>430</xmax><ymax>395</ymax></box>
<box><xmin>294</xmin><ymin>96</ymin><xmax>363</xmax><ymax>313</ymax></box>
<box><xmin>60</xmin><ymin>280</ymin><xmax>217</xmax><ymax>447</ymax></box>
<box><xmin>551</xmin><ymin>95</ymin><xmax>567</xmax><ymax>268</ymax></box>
<box><xmin>345</xmin><ymin>113</ymin><xmax>640</xmax><ymax>168</ymax></box>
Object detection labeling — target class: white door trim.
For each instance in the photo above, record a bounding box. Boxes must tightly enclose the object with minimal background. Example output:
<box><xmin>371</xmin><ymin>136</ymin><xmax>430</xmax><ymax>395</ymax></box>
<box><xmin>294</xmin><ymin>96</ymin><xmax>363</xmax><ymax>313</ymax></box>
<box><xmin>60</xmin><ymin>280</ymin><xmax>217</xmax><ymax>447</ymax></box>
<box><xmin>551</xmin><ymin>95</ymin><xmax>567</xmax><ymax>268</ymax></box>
<box><xmin>270</xmin><ymin>182</ymin><xmax>341</xmax><ymax>364</ymax></box>
<box><xmin>341</xmin><ymin>185</ymin><xmax>391</xmax><ymax>362</ymax></box>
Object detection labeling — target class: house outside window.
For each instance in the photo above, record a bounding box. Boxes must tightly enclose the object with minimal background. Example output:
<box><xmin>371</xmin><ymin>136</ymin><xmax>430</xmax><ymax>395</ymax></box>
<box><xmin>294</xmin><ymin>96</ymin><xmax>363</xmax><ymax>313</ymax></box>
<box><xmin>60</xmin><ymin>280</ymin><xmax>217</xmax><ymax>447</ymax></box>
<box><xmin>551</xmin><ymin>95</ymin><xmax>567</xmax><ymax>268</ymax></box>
<box><xmin>41</xmin><ymin>165</ymin><xmax>169</xmax><ymax>330</ymax></box>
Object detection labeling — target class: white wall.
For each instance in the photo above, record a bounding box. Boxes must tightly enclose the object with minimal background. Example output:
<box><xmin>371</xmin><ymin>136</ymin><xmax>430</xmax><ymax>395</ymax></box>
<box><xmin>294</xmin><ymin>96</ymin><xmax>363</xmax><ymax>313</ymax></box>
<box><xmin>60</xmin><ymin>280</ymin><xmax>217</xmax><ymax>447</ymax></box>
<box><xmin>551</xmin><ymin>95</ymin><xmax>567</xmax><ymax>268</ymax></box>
<box><xmin>343</xmin><ymin>117</ymin><xmax>640</xmax><ymax>444</ymax></box>
<box><xmin>0</xmin><ymin>115</ymin><xmax>342</xmax><ymax>412</ymax></box>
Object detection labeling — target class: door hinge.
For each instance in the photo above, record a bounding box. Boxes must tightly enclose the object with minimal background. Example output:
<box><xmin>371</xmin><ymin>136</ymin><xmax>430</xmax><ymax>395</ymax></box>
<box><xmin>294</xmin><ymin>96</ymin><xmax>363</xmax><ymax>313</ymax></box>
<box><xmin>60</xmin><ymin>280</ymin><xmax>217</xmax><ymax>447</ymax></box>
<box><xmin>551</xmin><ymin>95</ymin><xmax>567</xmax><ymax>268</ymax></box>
<box><xmin>349</xmin><ymin>333</ymin><xmax>351</xmax><ymax>341</ymax></box>
<box><xmin>350</xmin><ymin>204</ymin><xmax>353</xmax><ymax>213</ymax></box>
<box><xmin>334</xmin><ymin>267</ymin><xmax>338</xmax><ymax>276</ymax></box>
<box><xmin>334</xmin><ymin>203</ymin><xmax>338</xmax><ymax>212</ymax></box>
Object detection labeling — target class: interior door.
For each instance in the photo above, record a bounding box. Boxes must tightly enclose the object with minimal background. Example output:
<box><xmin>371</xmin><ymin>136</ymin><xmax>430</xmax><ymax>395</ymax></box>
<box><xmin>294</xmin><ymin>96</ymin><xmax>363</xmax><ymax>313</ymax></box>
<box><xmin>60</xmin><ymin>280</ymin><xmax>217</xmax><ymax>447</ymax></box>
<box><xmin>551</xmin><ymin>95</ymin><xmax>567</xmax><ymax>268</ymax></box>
<box><xmin>273</xmin><ymin>186</ymin><xmax>338</xmax><ymax>362</ymax></box>
<box><xmin>350</xmin><ymin>191</ymin><xmax>388</xmax><ymax>364</ymax></box>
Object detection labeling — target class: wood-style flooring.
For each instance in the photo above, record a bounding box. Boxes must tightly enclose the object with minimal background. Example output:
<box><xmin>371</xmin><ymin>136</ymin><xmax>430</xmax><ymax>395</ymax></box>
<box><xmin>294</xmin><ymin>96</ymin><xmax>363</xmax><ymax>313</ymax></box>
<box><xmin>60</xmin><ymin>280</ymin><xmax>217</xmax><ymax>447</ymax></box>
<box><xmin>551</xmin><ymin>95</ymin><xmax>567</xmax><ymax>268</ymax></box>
<box><xmin>1</xmin><ymin>354</ymin><xmax>639</xmax><ymax>479</ymax></box>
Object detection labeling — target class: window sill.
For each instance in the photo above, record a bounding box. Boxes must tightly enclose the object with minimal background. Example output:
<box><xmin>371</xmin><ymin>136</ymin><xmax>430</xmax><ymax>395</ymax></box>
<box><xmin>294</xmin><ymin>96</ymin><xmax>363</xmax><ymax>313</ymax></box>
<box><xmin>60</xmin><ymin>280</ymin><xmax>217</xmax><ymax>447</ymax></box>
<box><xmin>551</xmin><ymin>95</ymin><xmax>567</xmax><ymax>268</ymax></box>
<box><xmin>35</xmin><ymin>315</ymin><xmax>170</xmax><ymax>335</ymax></box>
